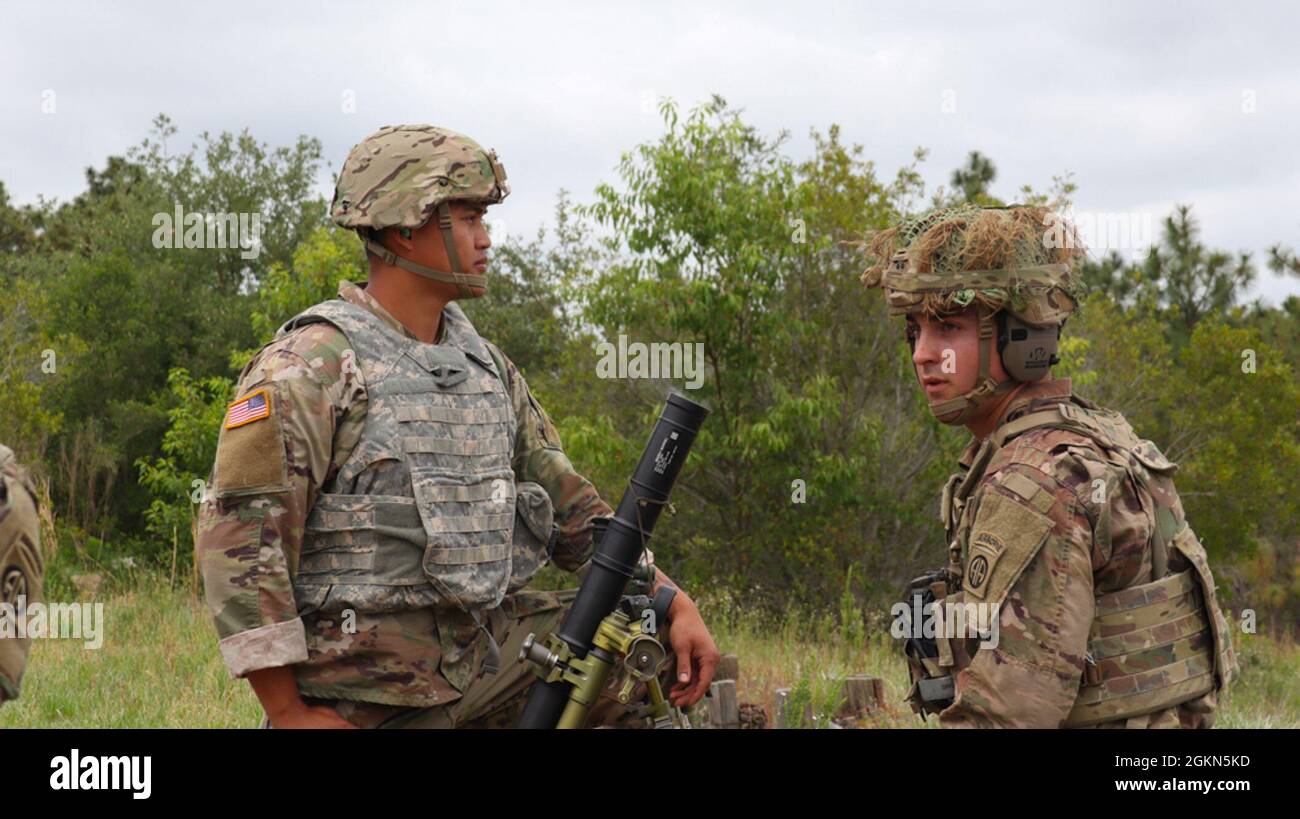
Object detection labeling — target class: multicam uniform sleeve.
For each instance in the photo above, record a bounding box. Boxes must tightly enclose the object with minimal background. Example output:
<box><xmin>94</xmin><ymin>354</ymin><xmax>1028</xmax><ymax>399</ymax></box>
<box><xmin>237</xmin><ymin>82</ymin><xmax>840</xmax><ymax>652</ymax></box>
<box><xmin>939</xmin><ymin>450</ymin><xmax>1099</xmax><ymax>728</ymax></box>
<box><xmin>484</xmin><ymin>342</ymin><xmax>612</xmax><ymax>573</ymax></box>
<box><xmin>196</xmin><ymin>324</ymin><xmax>360</xmax><ymax>679</ymax></box>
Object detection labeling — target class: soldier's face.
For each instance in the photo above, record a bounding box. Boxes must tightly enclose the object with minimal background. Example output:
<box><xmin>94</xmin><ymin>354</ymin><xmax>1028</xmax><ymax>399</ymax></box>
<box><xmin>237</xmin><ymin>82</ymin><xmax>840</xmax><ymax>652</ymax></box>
<box><xmin>906</xmin><ymin>307</ymin><xmax>1008</xmax><ymax>403</ymax></box>
<box><xmin>404</xmin><ymin>202</ymin><xmax>493</xmax><ymax>294</ymax></box>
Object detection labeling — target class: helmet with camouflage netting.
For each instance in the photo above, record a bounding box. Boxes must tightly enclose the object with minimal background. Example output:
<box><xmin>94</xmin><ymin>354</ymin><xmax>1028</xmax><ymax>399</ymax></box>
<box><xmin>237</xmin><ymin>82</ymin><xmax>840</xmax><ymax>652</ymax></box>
<box><xmin>331</xmin><ymin>124</ymin><xmax>509</xmax><ymax>297</ymax></box>
<box><xmin>860</xmin><ymin>204</ymin><xmax>1089</xmax><ymax>424</ymax></box>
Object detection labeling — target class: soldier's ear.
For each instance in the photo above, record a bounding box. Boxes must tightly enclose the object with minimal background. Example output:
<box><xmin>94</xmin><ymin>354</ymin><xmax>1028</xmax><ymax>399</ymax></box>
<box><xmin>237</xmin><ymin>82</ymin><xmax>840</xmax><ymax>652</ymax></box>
<box><xmin>384</xmin><ymin>226</ymin><xmax>415</xmax><ymax>252</ymax></box>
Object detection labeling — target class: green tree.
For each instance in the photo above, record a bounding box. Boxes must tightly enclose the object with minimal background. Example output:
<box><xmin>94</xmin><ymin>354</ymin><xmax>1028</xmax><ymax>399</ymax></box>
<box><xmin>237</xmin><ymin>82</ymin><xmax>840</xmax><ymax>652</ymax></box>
<box><xmin>136</xmin><ymin>369</ymin><xmax>232</xmax><ymax>565</ymax></box>
<box><xmin>5</xmin><ymin>115</ymin><xmax>327</xmax><ymax>548</ymax></box>
<box><xmin>0</xmin><ymin>273</ymin><xmax>76</xmax><ymax>464</ymax></box>
<box><xmin>562</xmin><ymin>96</ymin><xmax>958</xmax><ymax>612</ymax></box>
<box><xmin>138</xmin><ymin>225</ymin><xmax>368</xmax><ymax>565</ymax></box>
<box><xmin>950</xmin><ymin>150</ymin><xmax>998</xmax><ymax>205</ymax></box>
<box><xmin>1078</xmin><ymin>205</ymin><xmax>1255</xmax><ymax>342</ymax></box>
<box><xmin>0</xmin><ymin>180</ymin><xmax>37</xmax><ymax>253</ymax></box>
<box><xmin>241</xmin><ymin>225</ymin><xmax>366</xmax><ymax>354</ymax></box>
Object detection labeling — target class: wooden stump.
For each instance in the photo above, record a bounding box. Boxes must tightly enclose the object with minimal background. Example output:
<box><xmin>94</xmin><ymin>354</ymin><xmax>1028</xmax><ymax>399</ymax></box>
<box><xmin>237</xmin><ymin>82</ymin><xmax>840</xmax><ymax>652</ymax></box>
<box><xmin>773</xmin><ymin>688</ymin><xmax>791</xmax><ymax>729</ymax></box>
<box><xmin>707</xmin><ymin>679</ymin><xmax>740</xmax><ymax>729</ymax></box>
<box><xmin>774</xmin><ymin>688</ymin><xmax>813</xmax><ymax>728</ymax></box>
<box><xmin>836</xmin><ymin>675</ymin><xmax>884</xmax><ymax>722</ymax></box>
<box><xmin>714</xmin><ymin>654</ymin><xmax>739</xmax><ymax>682</ymax></box>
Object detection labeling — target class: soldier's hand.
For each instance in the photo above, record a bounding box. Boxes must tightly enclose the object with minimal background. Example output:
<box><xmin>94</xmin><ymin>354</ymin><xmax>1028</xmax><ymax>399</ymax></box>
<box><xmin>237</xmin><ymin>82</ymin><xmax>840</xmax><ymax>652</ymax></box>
<box><xmin>249</xmin><ymin>666</ymin><xmax>358</xmax><ymax>728</ymax></box>
<box><xmin>270</xmin><ymin>703</ymin><xmax>360</xmax><ymax>729</ymax></box>
<box><xmin>664</xmin><ymin>594</ymin><xmax>720</xmax><ymax>708</ymax></box>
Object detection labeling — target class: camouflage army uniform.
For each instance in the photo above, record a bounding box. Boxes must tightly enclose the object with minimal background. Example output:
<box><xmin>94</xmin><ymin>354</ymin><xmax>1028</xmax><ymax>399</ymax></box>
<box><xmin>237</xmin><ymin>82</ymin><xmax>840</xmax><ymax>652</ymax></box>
<box><xmin>0</xmin><ymin>444</ymin><xmax>43</xmax><ymax>704</ymax></box>
<box><xmin>863</xmin><ymin>205</ymin><xmax>1236</xmax><ymax>728</ymax></box>
<box><xmin>932</xmin><ymin>378</ymin><xmax>1236</xmax><ymax>728</ymax></box>
<box><xmin>196</xmin><ymin>281</ymin><xmax>615</xmax><ymax>726</ymax></box>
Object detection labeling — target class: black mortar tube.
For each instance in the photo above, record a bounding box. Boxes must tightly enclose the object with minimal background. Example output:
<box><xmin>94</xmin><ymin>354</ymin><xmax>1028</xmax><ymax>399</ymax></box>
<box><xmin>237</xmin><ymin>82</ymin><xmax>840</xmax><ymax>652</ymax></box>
<box><xmin>517</xmin><ymin>391</ymin><xmax>709</xmax><ymax>728</ymax></box>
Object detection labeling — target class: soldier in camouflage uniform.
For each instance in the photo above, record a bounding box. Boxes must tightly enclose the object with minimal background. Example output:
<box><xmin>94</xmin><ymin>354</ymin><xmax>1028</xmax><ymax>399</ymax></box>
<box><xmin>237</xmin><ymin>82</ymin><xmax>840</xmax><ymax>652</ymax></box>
<box><xmin>0</xmin><ymin>444</ymin><xmax>43</xmax><ymax>705</ymax></box>
<box><xmin>862</xmin><ymin>205</ymin><xmax>1236</xmax><ymax>728</ymax></box>
<box><xmin>196</xmin><ymin>125</ymin><xmax>719</xmax><ymax>729</ymax></box>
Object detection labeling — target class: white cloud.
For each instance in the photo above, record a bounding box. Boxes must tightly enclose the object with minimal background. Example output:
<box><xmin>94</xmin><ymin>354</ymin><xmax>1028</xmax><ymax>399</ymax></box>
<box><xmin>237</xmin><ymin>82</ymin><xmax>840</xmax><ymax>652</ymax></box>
<box><xmin>2</xmin><ymin>0</ymin><xmax>1296</xmax><ymax>302</ymax></box>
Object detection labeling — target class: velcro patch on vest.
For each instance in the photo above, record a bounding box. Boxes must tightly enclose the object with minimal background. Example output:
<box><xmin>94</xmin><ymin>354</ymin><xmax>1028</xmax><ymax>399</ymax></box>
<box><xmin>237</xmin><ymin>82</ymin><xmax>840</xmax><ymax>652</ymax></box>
<box><xmin>964</xmin><ymin>491</ymin><xmax>1053</xmax><ymax>608</ymax></box>
<box><xmin>999</xmin><ymin>471</ymin><xmax>1055</xmax><ymax>515</ymax></box>
<box><xmin>214</xmin><ymin>384</ymin><xmax>290</xmax><ymax>498</ymax></box>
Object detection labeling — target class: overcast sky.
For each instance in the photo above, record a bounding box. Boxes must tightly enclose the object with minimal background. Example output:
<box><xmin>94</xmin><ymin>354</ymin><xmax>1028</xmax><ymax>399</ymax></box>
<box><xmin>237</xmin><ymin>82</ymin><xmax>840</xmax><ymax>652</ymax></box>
<box><xmin>4</xmin><ymin>0</ymin><xmax>1298</xmax><ymax>303</ymax></box>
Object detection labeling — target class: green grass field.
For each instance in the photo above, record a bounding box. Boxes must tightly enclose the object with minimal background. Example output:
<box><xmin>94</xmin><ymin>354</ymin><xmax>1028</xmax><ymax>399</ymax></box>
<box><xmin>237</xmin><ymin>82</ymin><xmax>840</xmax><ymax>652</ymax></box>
<box><xmin>3</xmin><ymin>575</ymin><xmax>1296</xmax><ymax>728</ymax></box>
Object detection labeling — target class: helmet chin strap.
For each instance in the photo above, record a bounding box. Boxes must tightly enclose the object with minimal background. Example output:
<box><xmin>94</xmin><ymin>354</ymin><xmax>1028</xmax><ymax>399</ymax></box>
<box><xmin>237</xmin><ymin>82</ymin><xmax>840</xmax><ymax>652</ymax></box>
<box><xmin>927</xmin><ymin>304</ymin><xmax>1015</xmax><ymax>426</ymax></box>
<box><xmin>362</xmin><ymin>203</ymin><xmax>485</xmax><ymax>299</ymax></box>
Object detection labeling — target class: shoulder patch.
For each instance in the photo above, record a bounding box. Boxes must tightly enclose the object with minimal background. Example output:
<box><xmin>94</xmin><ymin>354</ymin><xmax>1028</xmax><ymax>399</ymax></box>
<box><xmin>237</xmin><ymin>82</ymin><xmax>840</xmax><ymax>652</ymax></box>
<box><xmin>964</xmin><ymin>491</ymin><xmax>1054</xmax><ymax>608</ymax></box>
<box><xmin>214</xmin><ymin>384</ymin><xmax>290</xmax><ymax>498</ymax></box>
<box><xmin>224</xmin><ymin>389</ymin><xmax>271</xmax><ymax>429</ymax></box>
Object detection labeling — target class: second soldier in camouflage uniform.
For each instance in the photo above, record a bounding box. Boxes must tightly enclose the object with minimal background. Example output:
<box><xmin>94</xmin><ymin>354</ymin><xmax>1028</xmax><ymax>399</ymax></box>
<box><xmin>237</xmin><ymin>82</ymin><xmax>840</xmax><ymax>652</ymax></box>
<box><xmin>862</xmin><ymin>205</ymin><xmax>1236</xmax><ymax>728</ymax></box>
<box><xmin>197</xmin><ymin>125</ymin><xmax>719</xmax><ymax>728</ymax></box>
<box><xmin>0</xmin><ymin>444</ymin><xmax>43</xmax><ymax>706</ymax></box>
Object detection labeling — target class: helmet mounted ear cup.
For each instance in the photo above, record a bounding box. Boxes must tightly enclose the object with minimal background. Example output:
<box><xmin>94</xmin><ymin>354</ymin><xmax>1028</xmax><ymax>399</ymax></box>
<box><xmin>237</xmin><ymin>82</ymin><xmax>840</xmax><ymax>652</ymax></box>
<box><xmin>998</xmin><ymin>312</ymin><xmax>1061</xmax><ymax>382</ymax></box>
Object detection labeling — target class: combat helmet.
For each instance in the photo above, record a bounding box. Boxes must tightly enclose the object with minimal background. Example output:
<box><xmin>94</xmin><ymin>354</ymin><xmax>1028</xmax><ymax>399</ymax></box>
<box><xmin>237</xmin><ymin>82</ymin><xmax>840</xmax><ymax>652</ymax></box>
<box><xmin>861</xmin><ymin>204</ymin><xmax>1088</xmax><ymax>424</ymax></box>
<box><xmin>331</xmin><ymin>124</ymin><xmax>509</xmax><ymax>298</ymax></box>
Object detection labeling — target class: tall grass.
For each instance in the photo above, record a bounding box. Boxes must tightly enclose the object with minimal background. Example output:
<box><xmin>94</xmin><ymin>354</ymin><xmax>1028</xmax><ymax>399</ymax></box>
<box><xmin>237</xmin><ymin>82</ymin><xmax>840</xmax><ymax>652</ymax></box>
<box><xmin>2</xmin><ymin>571</ymin><xmax>1294</xmax><ymax>728</ymax></box>
<box><xmin>1</xmin><ymin>573</ymin><xmax>261</xmax><ymax>728</ymax></box>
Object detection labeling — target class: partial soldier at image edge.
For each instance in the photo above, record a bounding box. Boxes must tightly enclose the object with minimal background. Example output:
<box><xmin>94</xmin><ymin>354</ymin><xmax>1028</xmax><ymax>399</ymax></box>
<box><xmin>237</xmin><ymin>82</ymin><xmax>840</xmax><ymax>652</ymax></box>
<box><xmin>0</xmin><ymin>444</ymin><xmax>44</xmax><ymax>705</ymax></box>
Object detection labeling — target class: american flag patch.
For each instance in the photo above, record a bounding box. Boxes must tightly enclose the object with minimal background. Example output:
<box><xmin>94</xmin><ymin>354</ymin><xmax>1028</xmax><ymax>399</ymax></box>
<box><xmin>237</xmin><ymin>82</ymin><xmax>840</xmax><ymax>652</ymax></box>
<box><xmin>225</xmin><ymin>389</ymin><xmax>271</xmax><ymax>429</ymax></box>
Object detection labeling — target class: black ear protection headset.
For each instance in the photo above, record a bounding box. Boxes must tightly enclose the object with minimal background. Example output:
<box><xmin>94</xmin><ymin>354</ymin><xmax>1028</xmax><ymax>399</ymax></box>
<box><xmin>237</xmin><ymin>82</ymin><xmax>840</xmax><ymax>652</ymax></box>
<box><xmin>996</xmin><ymin>312</ymin><xmax>1062</xmax><ymax>382</ymax></box>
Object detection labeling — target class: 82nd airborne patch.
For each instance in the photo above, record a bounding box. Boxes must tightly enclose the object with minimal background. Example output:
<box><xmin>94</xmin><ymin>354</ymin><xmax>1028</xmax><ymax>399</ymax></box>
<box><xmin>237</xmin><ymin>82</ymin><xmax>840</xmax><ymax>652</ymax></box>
<box><xmin>965</xmin><ymin>531</ymin><xmax>1004</xmax><ymax>598</ymax></box>
<box><xmin>962</xmin><ymin>491</ymin><xmax>1054</xmax><ymax>606</ymax></box>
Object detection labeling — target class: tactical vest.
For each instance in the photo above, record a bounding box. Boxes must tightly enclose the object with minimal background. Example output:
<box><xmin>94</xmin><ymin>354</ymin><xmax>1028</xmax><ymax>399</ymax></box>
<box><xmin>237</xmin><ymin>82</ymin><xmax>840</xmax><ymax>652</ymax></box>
<box><xmin>279</xmin><ymin>299</ymin><xmax>553</xmax><ymax>619</ymax></box>
<box><xmin>935</xmin><ymin>398</ymin><xmax>1236</xmax><ymax>727</ymax></box>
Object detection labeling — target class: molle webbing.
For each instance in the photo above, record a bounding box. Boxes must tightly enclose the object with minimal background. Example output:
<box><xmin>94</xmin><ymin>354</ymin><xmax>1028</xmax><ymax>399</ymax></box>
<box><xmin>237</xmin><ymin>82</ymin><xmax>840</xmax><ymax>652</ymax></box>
<box><xmin>300</xmin><ymin>496</ymin><xmax>427</xmax><ymax>584</ymax></box>
<box><xmin>282</xmin><ymin>298</ymin><xmax>518</xmax><ymax>613</ymax></box>
<box><xmin>1063</xmin><ymin>569</ymin><xmax>1215</xmax><ymax>727</ymax></box>
<box><xmin>988</xmin><ymin>400</ymin><xmax>1231</xmax><ymax>725</ymax></box>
